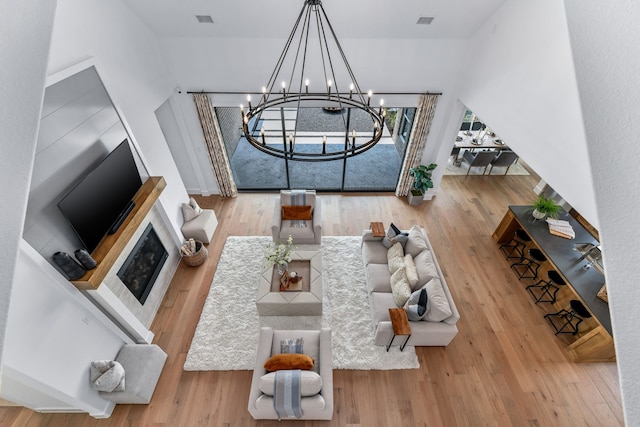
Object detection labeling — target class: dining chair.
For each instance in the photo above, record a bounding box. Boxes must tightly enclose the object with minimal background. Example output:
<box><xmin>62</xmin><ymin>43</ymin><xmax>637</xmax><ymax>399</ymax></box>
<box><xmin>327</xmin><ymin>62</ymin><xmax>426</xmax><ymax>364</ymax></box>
<box><xmin>488</xmin><ymin>150</ymin><xmax>519</xmax><ymax>175</ymax></box>
<box><xmin>461</xmin><ymin>150</ymin><xmax>497</xmax><ymax>177</ymax></box>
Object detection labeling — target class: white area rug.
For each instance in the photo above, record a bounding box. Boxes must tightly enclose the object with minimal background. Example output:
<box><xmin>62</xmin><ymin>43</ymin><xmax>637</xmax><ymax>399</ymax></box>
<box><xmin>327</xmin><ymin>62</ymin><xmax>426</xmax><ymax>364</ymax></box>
<box><xmin>184</xmin><ymin>236</ymin><xmax>419</xmax><ymax>371</ymax></box>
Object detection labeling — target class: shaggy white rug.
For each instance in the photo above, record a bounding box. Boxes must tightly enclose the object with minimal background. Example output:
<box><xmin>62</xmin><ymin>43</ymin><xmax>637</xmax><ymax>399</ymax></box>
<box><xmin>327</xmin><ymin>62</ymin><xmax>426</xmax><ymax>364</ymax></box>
<box><xmin>184</xmin><ymin>236</ymin><xmax>419</xmax><ymax>371</ymax></box>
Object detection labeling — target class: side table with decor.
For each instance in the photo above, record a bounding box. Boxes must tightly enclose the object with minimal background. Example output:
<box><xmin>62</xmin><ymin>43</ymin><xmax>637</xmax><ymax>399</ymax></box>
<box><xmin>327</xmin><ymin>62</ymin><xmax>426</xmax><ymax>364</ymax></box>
<box><xmin>180</xmin><ymin>238</ymin><xmax>208</xmax><ymax>267</ymax></box>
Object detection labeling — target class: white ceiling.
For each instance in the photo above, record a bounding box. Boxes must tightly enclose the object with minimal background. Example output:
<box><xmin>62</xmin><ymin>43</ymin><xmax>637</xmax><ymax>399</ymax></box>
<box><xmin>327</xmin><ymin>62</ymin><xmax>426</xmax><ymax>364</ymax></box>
<box><xmin>123</xmin><ymin>0</ymin><xmax>506</xmax><ymax>40</ymax></box>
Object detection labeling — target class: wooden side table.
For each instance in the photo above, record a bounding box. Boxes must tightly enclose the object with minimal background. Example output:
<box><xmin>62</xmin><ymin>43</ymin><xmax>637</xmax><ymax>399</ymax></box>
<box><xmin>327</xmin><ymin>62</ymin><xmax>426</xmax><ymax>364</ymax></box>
<box><xmin>370</xmin><ymin>221</ymin><xmax>385</xmax><ymax>237</ymax></box>
<box><xmin>387</xmin><ymin>308</ymin><xmax>412</xmax><ymax>352</ymax></box>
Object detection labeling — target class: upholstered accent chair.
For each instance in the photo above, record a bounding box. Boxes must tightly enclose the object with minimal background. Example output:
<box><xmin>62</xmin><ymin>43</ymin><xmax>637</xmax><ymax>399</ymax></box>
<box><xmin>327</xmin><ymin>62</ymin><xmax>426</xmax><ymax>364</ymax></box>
<box><xmin>272</xmin><ymin>190</ymin><xmax>322</xmax><ymax>244</ymax></box>
<box><xmin>248</xmin><ymin>327</ymin><xmax>333</xmax><ymax>420</ymax></box>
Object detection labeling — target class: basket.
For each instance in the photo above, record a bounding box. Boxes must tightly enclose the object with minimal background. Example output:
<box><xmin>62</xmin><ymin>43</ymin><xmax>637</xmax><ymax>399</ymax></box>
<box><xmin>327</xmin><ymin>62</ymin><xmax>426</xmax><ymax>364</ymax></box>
<box><xmin>182</xmin><ymin>241</ymin><xmax>208</xmax><ymax>267</ymax></box>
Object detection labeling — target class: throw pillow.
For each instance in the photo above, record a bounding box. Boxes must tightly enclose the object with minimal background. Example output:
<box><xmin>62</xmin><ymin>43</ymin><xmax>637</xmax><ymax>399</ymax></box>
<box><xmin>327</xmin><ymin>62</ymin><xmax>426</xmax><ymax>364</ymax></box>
<box><xmin>259</xmin><ymin>371</ymin><xmax>323</xmax><ymax>397</ymax></box>
<box><xmin>404</xmin><ymin>225</ymin><xmax>429</xmax><ymax>258</ymax></box>
<box><xmin>387</xmin><ymin>242</ymin><xmax>405</xmax><ymax>275</ymax></box>
<box><xmin>404</xmin><ymin>288</ymin><xmax>429</xmax><ymax>321</ymax></box>
<box><xmin>414</xmin><ymin>249</ymin><xmax>439</xmax><ymax>287</ymax></box>
<box><xmin>382</xmin><ymin>223</ymin><xmax>409</xmax><ymax>248</ymax></box>
<box><xmin>404</xmin><ymin>254</ymin><xmax>419</xmax><ymax>289</ymax></box>
<box><xmin>280</xmin><ymin>338</ymin><xmax>304</xmax><ymax>354</ymax></box>
<box><xmin>390</xmin><ymin>266</ymin><xmax>412</xmax><ymax>307</ymax></box>
<box><xmin>424</xmin><ymin>277</ymin><xmax>452</xmax><ymax>322</ymax></box>
<box><xmin>281</xmin><ymin>205</ymin><xmax>313</xmax><ymax>220</ymax></box>
<box><xmin>181</xmin><ymin>203</ymin><xmax>199</xmax><ymax>222</ymax></box>
<box><xmin>89</xmin><ymin>360</ymin><xmax>125</xmax><ymax>392</ymax></box>
<box><xmin>189</xmin><ymin>197</ymin><xmax>203</xmax><ymax>216</ymax></box>
<box><xmin>264</xmin><ymin>353</ymin><xmax>314</xmax><ymax>372</ymax></box>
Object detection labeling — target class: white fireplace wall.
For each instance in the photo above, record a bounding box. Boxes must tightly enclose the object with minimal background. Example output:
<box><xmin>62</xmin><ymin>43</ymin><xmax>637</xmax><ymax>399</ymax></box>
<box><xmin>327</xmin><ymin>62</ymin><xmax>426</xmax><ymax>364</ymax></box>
<box><xmin>101</xmin><ymin>205</ymin><xmax>179</xmax><ymax>328</ymax></box>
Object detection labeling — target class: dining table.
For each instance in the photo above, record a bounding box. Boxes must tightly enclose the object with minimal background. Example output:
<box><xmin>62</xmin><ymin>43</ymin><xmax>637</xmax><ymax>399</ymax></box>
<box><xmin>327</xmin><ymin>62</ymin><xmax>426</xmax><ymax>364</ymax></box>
<box><xmin>455</xmin><ymin>131</ymin><xmax>510</xmax><ymax>150</ymax></box>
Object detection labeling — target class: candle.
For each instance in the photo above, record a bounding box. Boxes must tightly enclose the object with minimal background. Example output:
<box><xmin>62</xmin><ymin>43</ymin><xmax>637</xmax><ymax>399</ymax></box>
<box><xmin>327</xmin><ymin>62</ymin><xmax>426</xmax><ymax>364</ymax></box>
<box><xmin>352</xmin><ymin>129</ymin><xmax>356</xmax><ymax>147</ymax></box>
<box><xmin>247</xmin><ymin>95</ymin><xmax>252</xmax><ymax>111</ymax></box>
<box><xmin>240</xmin><ymin>104</ymin><xmax>245</xmax><ymax>121</ymax></box>
<box><xmin>349</xmin><ymin>83</ymin><xmax>354</xmax><ymax>99</ymax></box>
<box><xmin>322</xmin><ymin>135</ymin><xmax>327</xmax><ymax>154</ymax></box>
<box><xmin>327</xmin><ymin>79</ymin><xmax>332</xmax><ymax>96</ymax></box>
<box><xmin>367</xmin><ymin>90</ymin><xmax>372</xmax><ymax>106</ymax></box>
<box><xmin>260</xmin><ymin>126</ymin><xmax>266</xmax><ymax>145</ymax></box>
<box><xmin>305</xmin><ymin>79</ymin><xmax>309</xmax><ymax>94</ymax></box>
<box><xmin>378</xmin><ymin>98</ymin><xmax>384</xmax><ymax>115</ymax></box>
<box><xmin>282</xmin><ymin>81</ymin><xmax>286</xmax><ymax>97</ymax></box>
<box><xmin>373</xmin><ymin>121</ymin><xmax>379</xmax><ymax>138</ymax></box>
<box><xmin>262</xmin><ymin>86</ymin><xmax>267</xmax><ymax>102</ymax></box>
<box><xmin>289</xmin><ymin>134</ymin><xmax>293</xmax><ymax>152</ymax></box>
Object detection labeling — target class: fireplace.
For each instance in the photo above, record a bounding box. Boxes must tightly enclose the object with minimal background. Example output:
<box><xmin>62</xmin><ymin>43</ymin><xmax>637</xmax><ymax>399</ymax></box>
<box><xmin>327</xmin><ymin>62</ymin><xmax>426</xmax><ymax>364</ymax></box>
<box><xmin>117</xmin><ymin>223</ymin><xmax>168</xmax><ymax>305</ymax></box>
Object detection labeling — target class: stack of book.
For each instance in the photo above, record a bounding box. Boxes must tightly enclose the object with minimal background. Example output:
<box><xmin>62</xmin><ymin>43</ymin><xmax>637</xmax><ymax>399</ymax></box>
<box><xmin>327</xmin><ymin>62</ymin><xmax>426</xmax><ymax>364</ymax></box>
<box><xmin>546</xmin><ymin>218</ymin><xmax>575</xmax><ymax>239</ymax></box>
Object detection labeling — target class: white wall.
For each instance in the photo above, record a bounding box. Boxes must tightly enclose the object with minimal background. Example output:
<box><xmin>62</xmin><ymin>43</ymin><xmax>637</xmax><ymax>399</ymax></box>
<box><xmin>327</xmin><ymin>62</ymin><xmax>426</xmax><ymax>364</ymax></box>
<box><xmin>457</xmin><ymin>0</ymin><xmax>598</xmax><ymax>227</ymax></box>
<box><xmin>563</xmin><ymin>1</ymin><xmax>640</xmax><ymax>424</ymax></box>
<box><xmin>0</xmin><ymin>0</ymin><xmax>58</xmax><ymax>379</ymax></box>
<box><xmin>48</xmin><ymin>0</ymin><xmax>189</xmax><ymax>237</ymax></box>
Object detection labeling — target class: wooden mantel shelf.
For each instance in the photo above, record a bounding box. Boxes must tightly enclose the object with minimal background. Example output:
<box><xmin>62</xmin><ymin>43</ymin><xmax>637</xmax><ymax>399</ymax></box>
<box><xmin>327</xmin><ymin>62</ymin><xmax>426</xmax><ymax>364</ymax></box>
<box><xmin>72</xmin><ymin>176</ymin><xmax>166</xmax><ymax>290</ymax></box>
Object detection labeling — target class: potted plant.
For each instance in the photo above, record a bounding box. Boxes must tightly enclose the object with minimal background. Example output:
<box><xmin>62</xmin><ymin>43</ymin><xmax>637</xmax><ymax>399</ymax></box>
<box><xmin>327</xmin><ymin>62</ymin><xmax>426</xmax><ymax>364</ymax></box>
<box><xmin>532</xmin><ymin>195</ymin><xmax>561</xmax><ymax>220</ymax></box>
<box><xmin>264</xmin><ymin>235</ymin><xmax>296</xmax><ymax>276</ymax></box>
<box><xmin>408</xmin><ymin>163</ymin><xmax>437</xmax><ymax>206</ymax></box>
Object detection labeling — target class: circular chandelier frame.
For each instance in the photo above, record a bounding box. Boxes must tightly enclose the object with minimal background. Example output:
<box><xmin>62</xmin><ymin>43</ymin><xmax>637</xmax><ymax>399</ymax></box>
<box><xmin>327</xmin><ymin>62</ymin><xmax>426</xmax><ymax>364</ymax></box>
<box><xmin>241</xmin><ymin>0</ymin><xmax>385</xmax><ymax>162</ymax></box>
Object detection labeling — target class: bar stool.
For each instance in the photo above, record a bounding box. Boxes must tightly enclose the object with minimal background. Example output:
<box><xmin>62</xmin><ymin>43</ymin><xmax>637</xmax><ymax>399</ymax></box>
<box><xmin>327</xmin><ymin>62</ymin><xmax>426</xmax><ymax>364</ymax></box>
<box><xmin>526</xmin><ymin>270</ymin><xmax>566</xmax><ymax>304</ymax></box>
<box><xmin>499</xmin><ymin>229</ymin><xmax>531</xmax><ymax>260</ymax></box>
<box><xmin>511</xmin><ymin>248</ymin><xmax>546</xmax><ymax>280</ymax></box>
<box><xmin>544</xmin><ymin>299</ymin><xmax>592</xmax><ymax>335</ymax></box>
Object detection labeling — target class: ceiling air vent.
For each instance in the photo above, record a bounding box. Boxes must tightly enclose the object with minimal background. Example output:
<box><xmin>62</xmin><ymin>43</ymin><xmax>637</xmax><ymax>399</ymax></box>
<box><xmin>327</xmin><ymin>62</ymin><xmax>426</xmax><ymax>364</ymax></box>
<box><xmin>416</xmin><ymin>16</ymin><xmax>435</xmax><ymax>25</ymax></box>
<box><xmin>196</xmin><ymin>15</ymin><xmax>214</xmax><ymax>24</ymax></box>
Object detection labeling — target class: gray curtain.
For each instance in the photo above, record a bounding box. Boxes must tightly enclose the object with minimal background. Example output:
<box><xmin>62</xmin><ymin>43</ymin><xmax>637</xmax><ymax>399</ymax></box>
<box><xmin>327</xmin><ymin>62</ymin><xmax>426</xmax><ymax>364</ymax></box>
<box><xmin>395</xmin><ymin>94</ymin><xmax>440</xmax><ymax>196</ymax></box>
<box><xmin>193</xmin><ymin>93</ymin><xmax>238</xmax><ymax>198</ymax></box>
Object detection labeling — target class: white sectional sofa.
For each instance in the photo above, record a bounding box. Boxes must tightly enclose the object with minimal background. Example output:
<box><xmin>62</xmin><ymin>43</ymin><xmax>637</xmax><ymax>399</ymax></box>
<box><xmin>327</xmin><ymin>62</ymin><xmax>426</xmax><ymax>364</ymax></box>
<box><xmin>361</xmin><ymin>225</ymin><xmax>460</xmax><ymax>347</ymax></box>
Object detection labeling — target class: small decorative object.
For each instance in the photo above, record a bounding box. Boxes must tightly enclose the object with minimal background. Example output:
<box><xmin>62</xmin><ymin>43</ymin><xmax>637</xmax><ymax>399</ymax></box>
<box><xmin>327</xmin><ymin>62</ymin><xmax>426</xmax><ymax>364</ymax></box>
<box><xmin>597</xmin><ymin>283</ymin><xmax>608</xmax><ymax>302</ymax></box>
<box><xmin>180</xmin><ymin>238</ymin><xmax>208</xmax><ymax>267</ymax></box>
<box><xmin>74</xmin><ymin>248</ymin><xmax>97</xmax><ymax>270</ymax></box>
<box><xmin>407</xmin><ymin>163</ymin><xmax>437</xmax><ymax>206</ymax></box>
<box><xmin>532</xmin><ymin>195</ymin><xmax>562</xmax><ymax>220</ymax></box>
<box><xmin>265</xmin><ymin>235</ymin><xmax>295</xmax><ymax>276</ymax></box>
<box><xmin>52</xmin><ymin>251</ymin><xmax>86</xmax><ymax>280</ymax></box>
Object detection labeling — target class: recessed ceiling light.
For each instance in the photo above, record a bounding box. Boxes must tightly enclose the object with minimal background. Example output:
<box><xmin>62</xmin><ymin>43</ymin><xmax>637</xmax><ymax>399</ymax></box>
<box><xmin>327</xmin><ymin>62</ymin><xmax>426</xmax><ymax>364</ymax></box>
<box><xmin>416</xmin><ymin>16</ymin><xmax>435</xmax><ymax>25</ymax></box>
<box><xmin>196</xmin><ymin>15</ymin><xmax>214</xmax><ymax>24</ymax></box>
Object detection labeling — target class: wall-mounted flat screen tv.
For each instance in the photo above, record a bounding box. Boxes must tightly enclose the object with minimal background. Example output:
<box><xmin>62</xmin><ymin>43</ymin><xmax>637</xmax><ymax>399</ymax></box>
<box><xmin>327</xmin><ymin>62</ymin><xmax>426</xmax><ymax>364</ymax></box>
<box><xmin>57</xmin><ymin>139</ymin><xmax>143</xmax><ymax>253</ymax></box>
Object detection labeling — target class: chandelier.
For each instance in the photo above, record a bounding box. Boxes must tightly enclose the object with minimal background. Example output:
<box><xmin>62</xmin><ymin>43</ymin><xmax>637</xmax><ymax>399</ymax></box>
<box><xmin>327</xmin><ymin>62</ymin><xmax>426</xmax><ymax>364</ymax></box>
<box><xmin>241</xmin><ymin>0</ymin><xmax>385</xmax><ymax>162</ymax></box>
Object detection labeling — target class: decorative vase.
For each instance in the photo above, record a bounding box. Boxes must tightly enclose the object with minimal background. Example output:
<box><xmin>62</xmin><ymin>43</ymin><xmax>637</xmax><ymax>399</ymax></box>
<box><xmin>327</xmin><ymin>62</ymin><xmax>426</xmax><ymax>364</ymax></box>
<box><xmin>277</xmin><ymin>262</ymin><xmax>288</xmax><ymax>276</ymax></box>
<box><xmin>532</xmin><ymin>208</ymin><xmax>546</xmax><ymax>220</ymax></box>
<box><xmin>52</xmin><ymin>251</ymin><xmax>86</xmax><ymax>280</ymax></box>
<box><xmin>74</xmin><ymin>248</ymin><xmax>97</xmax><ymax>270</ymax></box>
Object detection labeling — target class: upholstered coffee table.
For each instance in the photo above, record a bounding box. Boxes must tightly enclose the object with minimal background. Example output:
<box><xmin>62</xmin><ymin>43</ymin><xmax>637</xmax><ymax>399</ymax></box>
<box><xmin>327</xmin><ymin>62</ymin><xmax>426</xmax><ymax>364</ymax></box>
<box><xmin>256</xmin><ymin>249</ymin><xmax>322</xmax><ymax>316</ymax></box>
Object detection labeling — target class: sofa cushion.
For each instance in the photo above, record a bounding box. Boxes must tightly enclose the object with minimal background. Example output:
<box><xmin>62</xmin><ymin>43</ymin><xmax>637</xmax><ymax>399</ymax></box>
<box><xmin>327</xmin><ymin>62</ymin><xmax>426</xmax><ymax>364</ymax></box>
<box><xmin>281</xmin><ymin>190</ymin><xmax>315</xmax><ymax>209</ymax></box>
<box><xmin>362</xmin><ymin>240</ymin><xmax>388</xmax><ymax>266</ymax></box>
<box><xmin>264</xmin><ymin>354</ymin><xmax>314</xmax><ymax>372</ymax></box>
<box><xmin>405</xmin><ymin>225</ymin><xmax>429</xmax><ymax>258</ymax></box>
<box><xmin>259</xmin><ymin>371</ymin><xmax>323</xmax><ymax>397</ymax></box>
<box><xmin>387</xmin><ymin>242</ymin><xmax>405</xmax><ymax>275</ymax></box>
<box><xmin>280</xmin><ymin>338</ymin><xmax>304</xmax><ymax>354</ymax></box>
<box><xmin>390</xmin><ymin>266</ymin><xmax>412</xmax><ymax>307</ymax></box>
<box><xmin>366</xmin><ymin>264</ymin><xmax>391</xmax><ymax>293</ymax></box>
<box><xmin>404</xmin><ymin>288</ymin><xmax>429</xmax><ymax>321</ymax></box>
<box><xmin>272</xmin><ymin>330</ymin><xmax>320</xmax><ymax>374</ymax></box>
<box><xmin>382</xmin><ymin>223</ymin><xmax>408</xmax><ymax>248</ymax></box>
<box><xmin>90</xmin><ymin>360</ymin><xmax>125</xmax><ymax>392</ymax></box>
<box><xmin>279</xmin><ymin>221</ymin><xmax>314</xmax><ymax>239</ymax></box>
<box><xmin>414</xmin><ymin>249</ymin><xmax>439</xmax><ymax>287</ymax></box>
<box><xmin>404</xmin><ymin>254</ymin><xmax>419</xmax><ymax>289</ymax></box>
<box><xmin>424</xmin><ymin>277</ymin><xmax>452</xmax><ymax>322</ymax></box>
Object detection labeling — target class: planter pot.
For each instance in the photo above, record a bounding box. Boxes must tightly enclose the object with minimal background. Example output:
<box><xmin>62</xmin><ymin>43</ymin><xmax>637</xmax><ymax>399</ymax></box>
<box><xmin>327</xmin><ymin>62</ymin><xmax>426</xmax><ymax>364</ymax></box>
<box><xmin>532</xmin><ymin>208</ymin><xmax>546</xmax><ymax>220</ymax></box>
<box><xmin>407</xmin><ymin>191</ymin><xmax>424</xmax><ymax>206</ymax></box>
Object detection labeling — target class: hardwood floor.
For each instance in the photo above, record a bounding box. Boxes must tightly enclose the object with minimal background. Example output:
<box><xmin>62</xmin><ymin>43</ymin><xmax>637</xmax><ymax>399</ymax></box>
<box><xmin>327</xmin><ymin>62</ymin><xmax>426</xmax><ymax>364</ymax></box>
<box><xmin>1</xmin><ymin>173</ymin><xmax>624</xmax><ymax>426</ymax></box>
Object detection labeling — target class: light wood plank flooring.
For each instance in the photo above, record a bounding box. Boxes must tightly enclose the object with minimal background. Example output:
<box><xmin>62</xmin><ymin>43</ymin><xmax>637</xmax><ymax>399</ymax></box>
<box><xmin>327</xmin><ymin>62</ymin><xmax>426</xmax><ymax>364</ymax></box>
<box><xmin>1</xmin><ymin>173</ymin><xmax>624</xmax><ymax>426</ymax></box>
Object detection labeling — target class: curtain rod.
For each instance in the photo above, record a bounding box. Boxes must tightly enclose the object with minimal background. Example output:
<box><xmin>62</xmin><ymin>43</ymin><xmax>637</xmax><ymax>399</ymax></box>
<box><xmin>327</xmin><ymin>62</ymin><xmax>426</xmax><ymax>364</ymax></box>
<box><xmin>184</xmin><ymin>90</ymin><xmax>443</xmax><ymax>96</ymax></box>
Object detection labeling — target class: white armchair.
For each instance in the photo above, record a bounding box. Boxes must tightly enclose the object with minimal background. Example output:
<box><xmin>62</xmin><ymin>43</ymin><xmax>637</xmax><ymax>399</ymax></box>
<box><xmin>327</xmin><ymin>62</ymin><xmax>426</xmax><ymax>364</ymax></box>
<box><xmin>248</xmin><ymin>327</ymin><xmax>333</xmax><ymax>420</ymax></box>
<box><xmin>272</xmin><ymin>190</ymin><xmax>322</xmax><ymax>244</ymax></box>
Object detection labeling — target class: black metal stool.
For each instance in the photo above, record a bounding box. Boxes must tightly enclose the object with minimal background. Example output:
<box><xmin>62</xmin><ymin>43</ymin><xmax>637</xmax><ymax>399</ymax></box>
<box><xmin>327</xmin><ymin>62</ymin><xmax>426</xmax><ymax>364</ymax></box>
<box><xmin>499</xmin><ymin>229</ymin><xmax>531</xmax><ymax>260</ymax></box>
<box><xmin>526</xmin><ymin>270</ymin><xmax>566</xmax><ymax>304</ymax></box>
<box><xmin>544</xmin><ymin>299</ymin><xmax>592</xmax><ymax>335</ymax></box>
<box><xmin>511</xmin><ymin>248</ymin><xmax>546</xmax><ymax>280</ymax></box>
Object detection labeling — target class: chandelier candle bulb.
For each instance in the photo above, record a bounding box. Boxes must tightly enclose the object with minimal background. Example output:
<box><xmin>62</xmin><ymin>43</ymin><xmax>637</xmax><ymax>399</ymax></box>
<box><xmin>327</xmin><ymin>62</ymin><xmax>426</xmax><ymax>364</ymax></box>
<box><xmin>327</xmin><ymin>79</ymin><xmax>332</xmax><ymax>95</ymax></box>
<box><xmin>379</xmin><ymin>99</ymin><xmax>384</xmax><ymax>115</ymax></box>
<box><xmin>247</xmin><ymin>95</ymin><xmax>252</xmax><ymax>111</ymax></box>
<box><xmin>349</xmin><ymin>83</ymin><xmax>354</xmax><ymax>99</ymax></box>
<box><xmin>240</xmin><ymin>104</ymin><xmax>245</xmax><ymax>121</ymax></box>
<box><xmin>352</xmin><ymin>129</ymin><xmax>356</xmax><ymax>146</ymax></box>
<box><xmin>367</xmin><ymin>90</ymin><xmax>373</xmax><ymax>106</ymax></box>
<box><xmin>262</xmin><ymin>86</ymin><xmax>267</xmax><ymax>102</ymax></box>
<box><xmin>305</xmin><ymin>79</ymin><xmax>309</xmax><ymax>94</ymax></box>
<box><xmin>260</xmin><ymin>127</ymin><xmax>266</xmax><ymax>145</ymax></box>
<box><xmin>373</xmin><ymin>121</ymin><xmax>379</xmax><ymax>138</ymax></box>
<box><xmin>289</xmin><ymin>134</ymin><xmax>294</xmax><ymax>152</ymax></box>
<box><xmin>322</xmin><ymin>135</ymin><xmax>327</xmax><ymax>154</ymax></box>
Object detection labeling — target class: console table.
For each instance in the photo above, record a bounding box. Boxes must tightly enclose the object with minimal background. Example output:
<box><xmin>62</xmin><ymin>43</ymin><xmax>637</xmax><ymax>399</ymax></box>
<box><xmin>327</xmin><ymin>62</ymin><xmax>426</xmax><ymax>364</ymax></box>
<box><xmin>493</xmin><ymin>206</ymin><xmax>615</xmax><ymax>362</ymax></box>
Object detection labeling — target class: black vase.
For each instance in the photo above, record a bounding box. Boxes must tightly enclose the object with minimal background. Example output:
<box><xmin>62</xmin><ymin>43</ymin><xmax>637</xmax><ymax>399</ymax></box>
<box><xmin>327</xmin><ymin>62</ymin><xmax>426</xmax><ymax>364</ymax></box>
<box><xmin>74</xmin><ymin>249</ymin><xmax>97</xmax><ymax>270</ymax></box>
<box><xmin>52</xmin><ymin>251</ymin><xmax>86</xmax><ymax>280</ymax></box>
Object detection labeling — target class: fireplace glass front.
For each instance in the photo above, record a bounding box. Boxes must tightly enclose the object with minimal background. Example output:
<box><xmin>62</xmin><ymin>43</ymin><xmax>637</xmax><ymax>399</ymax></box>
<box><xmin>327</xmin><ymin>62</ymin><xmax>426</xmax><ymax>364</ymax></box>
<box><xmin>117</xmin><ymin>223</ymin><xmax>168</xmax><ymax>304</ymax></box>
